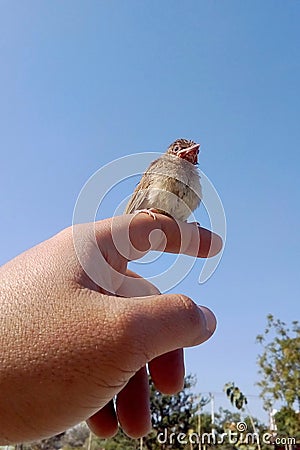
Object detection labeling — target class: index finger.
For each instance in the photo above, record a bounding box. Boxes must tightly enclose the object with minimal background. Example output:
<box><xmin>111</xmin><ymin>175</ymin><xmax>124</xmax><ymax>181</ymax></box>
<box><xmin>107</xmin><ymin>213</ymin><xmax>222</xmax><ymax>261</ymax></box>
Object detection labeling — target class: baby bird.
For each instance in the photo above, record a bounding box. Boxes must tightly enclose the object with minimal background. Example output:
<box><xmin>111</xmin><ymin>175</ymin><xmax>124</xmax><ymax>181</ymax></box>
<box><xmin>124</xmin><ymin>138</ymin><xmax>202</xmax><ymax>221</ymax></box>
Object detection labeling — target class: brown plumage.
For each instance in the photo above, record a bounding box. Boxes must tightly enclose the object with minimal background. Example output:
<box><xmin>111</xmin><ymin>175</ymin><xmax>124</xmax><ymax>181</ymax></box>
<box><xmin>125</xmin><ymin>139</ymin><xmax>202</xmax><ymax>221</ymax></box>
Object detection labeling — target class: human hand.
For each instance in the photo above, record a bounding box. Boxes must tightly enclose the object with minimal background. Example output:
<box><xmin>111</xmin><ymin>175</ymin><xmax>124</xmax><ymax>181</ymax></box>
<box><xmin>0</xmin><ymin>214</ymin><xmax>222</xmax><ymax>444</ymax></box>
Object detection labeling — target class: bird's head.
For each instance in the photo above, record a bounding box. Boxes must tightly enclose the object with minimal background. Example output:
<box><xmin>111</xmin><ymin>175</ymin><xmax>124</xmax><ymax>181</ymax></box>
<box><xmin>166</xmin><ymin>138</ymin><xmax>200</xmax><ymax>165</ymax></box>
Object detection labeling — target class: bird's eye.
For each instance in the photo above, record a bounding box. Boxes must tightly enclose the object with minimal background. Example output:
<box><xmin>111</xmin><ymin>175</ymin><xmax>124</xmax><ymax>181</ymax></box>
<box><xmin>173</xmin><ymin>145</ymin><xmax>179</xmax><ymax>152</ymax></box>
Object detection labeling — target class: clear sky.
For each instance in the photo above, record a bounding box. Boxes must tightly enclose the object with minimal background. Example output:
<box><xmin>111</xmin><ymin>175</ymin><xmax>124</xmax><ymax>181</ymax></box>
<box><xmin>1</xmin><ymin>1</ymin><xmax>299</xmax><ymax>423</ymax></box>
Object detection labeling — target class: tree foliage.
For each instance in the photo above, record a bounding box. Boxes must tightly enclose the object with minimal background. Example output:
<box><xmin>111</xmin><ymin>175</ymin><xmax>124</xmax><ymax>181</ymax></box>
<box><xmin>256</xmin><ymin>315</ymin><xmax>300</xmax><ymax>411</ymax></box>
<box><xmin>274</xmin><ymin>406</ymin><xmax>300</xmax><ymax>440</ymax></box>
<box><xmin>143</xmin><ymin>374</ymin><xmax>198</xmax><ymax>449</ymax></box>
<box><xmin>224</xmin><ymin>382</ymin><xmax>248</xmax><ymax>410</ymax></box>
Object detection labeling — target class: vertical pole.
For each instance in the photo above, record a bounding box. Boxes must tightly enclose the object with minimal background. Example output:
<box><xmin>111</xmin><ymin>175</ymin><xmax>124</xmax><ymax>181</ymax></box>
<box><xmin>197</xmin><ymin>396</ymin><xmax>202</xmax><ymax>450</ymax></box>
<box><xmin>87</xmin><ymin>431</ymin><xmax>92</xmax><ymax>450</ymax></box>
<box><xmin>210</xmin><ymin>393</ymin><xmax>215</xmax><ymax>438</ymax></box>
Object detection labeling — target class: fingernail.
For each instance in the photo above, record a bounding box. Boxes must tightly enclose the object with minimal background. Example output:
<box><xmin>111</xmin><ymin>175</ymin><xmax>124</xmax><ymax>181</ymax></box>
<box><xmin>198</xmin><ymin>305</ymin><xmax>217</xmax><ymax>335</ymax></box>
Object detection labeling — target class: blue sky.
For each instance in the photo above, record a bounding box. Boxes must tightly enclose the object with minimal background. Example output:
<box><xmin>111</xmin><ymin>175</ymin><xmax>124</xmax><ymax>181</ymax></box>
<box><xmin>1</xmin><ymin>1</ymin><xmax>299</xmax><ymax>423</ymax></box>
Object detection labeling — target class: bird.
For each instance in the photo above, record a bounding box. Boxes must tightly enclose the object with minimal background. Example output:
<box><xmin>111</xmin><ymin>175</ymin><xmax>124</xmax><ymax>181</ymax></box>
<box><xmin>124</xmin><ymin>138</ymin><xmax>202</xmax><ymax>221</ymax></box>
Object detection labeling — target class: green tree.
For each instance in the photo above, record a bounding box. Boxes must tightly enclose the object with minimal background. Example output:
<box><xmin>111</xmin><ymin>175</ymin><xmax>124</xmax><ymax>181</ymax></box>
<box><xmin>144</xmin><ymin>374</ymin><xmax>198</xmax><ymax>450</ymax></box>
<box><xmin>274</xmin><ymin>406</ymin><xmax>300</xmax><ymax>441</ymax></box>
<box><xmin>256</xmin><ymin>315</ymin><xmax>300</xmax><ymax>412</ymax></box>
<box><xmin>217</xmin><ymin>407</ymin><xmax>242</xmax><ymax>426</ymax></box>
<box><xmin>224</xmin><ymin>382</ymin><xmax>262</xmax><ymax>450</ymax></box>
<box><xmin>224</xmin><ymin>382</ymin><xmax>248</xmax><ymax>410</ymax></box>
<box><xmin>212</xmin><ymin>408</ymin><xmax>270</xmax><ymax>450</ymax></box>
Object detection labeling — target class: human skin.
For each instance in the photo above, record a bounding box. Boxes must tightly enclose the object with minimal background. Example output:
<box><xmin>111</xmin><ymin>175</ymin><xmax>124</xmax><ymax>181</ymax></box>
<box><xmin>0</xmin><ymin>214</ymin><xmax>222</xmax><ymax>444</ymax></box>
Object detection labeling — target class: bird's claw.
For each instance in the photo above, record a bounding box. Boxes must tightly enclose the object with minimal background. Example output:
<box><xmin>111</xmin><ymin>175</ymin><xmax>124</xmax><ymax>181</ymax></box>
<box><xmin>189</xmin><ymin>221</ymin><xmax>201</xmax><ymax>227</ymax></box>
<box><xmin>133</xmin><ymin>208</ymin><xmax>158</xmax><ymax>220</ymax></box>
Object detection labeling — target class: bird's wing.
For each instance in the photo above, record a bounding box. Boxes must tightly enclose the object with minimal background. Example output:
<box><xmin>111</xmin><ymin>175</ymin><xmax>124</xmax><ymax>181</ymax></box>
<box><xmin>125</xmin><ymin>160</ymin><xmax>163</xmax><ymax>214</ymax></box>
<box><xmin>125</xmin><ymin>157</ymin><xmax>169</xmax><ymax>214</ymax></box>
<box><xmin>124</xmin><ymin>174</ymin><xmax>153</xmax><ymax>214</ymax></box>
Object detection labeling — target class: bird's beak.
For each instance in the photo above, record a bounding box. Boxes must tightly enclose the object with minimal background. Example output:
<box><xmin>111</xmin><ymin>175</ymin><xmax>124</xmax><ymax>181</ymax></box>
<box><xmin>177</xmin><ymin>143</ymin><xmax>200</xmax><ymax>164</ymax></box>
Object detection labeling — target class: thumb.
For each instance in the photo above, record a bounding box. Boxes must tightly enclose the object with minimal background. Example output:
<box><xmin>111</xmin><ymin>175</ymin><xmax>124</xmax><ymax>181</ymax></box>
<box><xmin>113</xmin><ymin>293</ymin><xmax>216</xmax><ymax>365</ymax></box>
